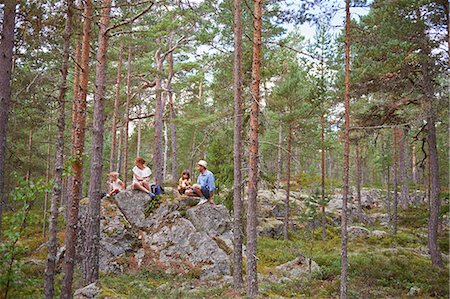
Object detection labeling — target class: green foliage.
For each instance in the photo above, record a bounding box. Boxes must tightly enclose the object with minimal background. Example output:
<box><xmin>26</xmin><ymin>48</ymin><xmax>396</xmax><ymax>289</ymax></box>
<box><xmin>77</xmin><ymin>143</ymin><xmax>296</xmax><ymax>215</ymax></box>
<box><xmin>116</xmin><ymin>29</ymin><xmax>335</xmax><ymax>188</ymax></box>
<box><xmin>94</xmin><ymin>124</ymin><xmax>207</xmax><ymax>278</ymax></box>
<box><xmin>0</xmin><ymin>175</ymin><xmax>51</xmax><ymax>298</ymax></box>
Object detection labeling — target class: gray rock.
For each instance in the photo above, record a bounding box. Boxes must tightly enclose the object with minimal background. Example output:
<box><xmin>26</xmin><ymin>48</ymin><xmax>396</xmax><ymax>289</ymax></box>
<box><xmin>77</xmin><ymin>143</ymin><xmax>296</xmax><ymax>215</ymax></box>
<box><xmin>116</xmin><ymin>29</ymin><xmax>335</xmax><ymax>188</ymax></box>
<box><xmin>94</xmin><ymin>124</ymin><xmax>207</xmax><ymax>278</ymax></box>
<box><xmin>371</xmin><ymin>230</ymin><xmax>388</xmax><ymax>238</ymax></box>
<box><xmin>407</xmin><ymin>286</ymin><xmax>421</xmax><ymax>296</ymax></box>
<box><xmin>142</xmin><ymin>217</ymin><xmax>231</xmax><ymax>279</ymax></box>
<box><xmin>74</xmin><ymin>282</ymin><xmax>100</xmax><ymax>299</ymax></box>
<box><xmin>348</xmin><ymin>226</ymin><xmax>370</xmax><ymax>238</ymax></box>
<box><xmin>257</xmin><ymin>218</ymin><xmax>284</xmax><ymax>238</ymax></box>
<box><xmin>275</xmin><ymin>254</ymin><xmax>320</xmax><ymax>277</ymax></box>
<box><xmin>115</xmin><ymin>190</ymin><xmax>154</xmax><ymax>229</ymax></box>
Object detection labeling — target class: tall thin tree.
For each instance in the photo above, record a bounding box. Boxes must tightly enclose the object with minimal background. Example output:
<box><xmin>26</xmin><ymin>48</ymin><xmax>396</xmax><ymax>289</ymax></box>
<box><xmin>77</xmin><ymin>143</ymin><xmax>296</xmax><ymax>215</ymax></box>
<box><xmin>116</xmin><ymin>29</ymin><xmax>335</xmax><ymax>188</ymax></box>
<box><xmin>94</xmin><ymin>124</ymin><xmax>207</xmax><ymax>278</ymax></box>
<box><xmin>167</xmin><ymin>49</ymin><xmax>178</xmax><ymax>180</ymax></box>
<box><xmin>340</xmin><ymin>0</ymin><xmax>351</xmax><ymax>297</ymax></box>
<box><xmin>0</xmin><ymin>0</ymin><xmax>17</xmax><ymax>236</ymax></box>
<box><xmin>109</xmin><ymin>41</ymin><xmax>124</xmax><ymax>173</ymax></box>
<box><xmin>60</xmin><ymin>0</ymin><xmax>92</xmax><ymax>297</ymax></box>
<box><xmin>83</xmin><ymin>0</ymin><xmax>112</xmax><ymax>285</ymax></box>
<box><xmin>123</xmin><ymin>47</ymin><xmax>132</xmax><ymax>185</ymax></box>
<box><xmin>44</xmin><ymin>1</ymin><xmax>73</xmax><ymax>297</ymax></box>
<box><xmin>154</xmin><ymin>45</ymin><xmax>164</xmax><ymax>185</ymax></box>
<box><xmin>283</xmin><ymin>124</ymin><xmax>292</xmax><ymax>239</ymax></box>
<box><xmin>232</xmin><ymin>0</ymin><xmax>244</xmax><ymax>289</ymax></box>
<box><xmin>321</xmin><ymin>112</ymin><xmax>327</xmax><ymax>240</ymax></box>
<box><xmin>392</xmin><ymin>127</ymin><xmax>398</xmax><ymax>235</ymax></box>
<box><xmin>246</xmin><ymin>0</ymin><xmax>262</xmax><ymax>296</ymax></box>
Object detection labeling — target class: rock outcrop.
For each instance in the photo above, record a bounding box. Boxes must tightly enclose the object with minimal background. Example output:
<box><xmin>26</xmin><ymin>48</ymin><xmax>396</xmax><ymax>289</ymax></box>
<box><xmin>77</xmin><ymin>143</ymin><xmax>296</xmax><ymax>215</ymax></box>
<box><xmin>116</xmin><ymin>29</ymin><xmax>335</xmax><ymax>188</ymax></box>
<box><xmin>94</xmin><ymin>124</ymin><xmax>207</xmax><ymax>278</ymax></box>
<box><xmin>81</xmin><ymin>190</ymin><xmax>233</xmax><ymax>280</ymax></box>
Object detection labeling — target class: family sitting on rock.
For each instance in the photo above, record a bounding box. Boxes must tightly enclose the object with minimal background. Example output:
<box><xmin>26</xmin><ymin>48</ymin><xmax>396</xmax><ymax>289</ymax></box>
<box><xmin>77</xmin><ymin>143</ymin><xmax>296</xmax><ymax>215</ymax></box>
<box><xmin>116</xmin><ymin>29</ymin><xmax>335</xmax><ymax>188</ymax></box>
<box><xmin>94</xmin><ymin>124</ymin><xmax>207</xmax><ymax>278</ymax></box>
<box><xmin>178</xmin><ymin>160</ymin><xmax>215</xmax><ymax>205</ymax></box>
<box><xmin>107</xmin><ymin>157</ymin><xmax>215</xmax><ymax>205</ymax></box>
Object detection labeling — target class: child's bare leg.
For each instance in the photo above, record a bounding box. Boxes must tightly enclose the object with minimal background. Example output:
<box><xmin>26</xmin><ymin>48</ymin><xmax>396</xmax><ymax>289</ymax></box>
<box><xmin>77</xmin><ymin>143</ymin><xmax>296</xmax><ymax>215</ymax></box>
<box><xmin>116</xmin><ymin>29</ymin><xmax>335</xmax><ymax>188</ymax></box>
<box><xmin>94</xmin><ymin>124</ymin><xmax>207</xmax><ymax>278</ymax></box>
<box><xmin>133</xmin><ymin>182</ymin><xmax>150</xmax><ymax>193</ymax></box>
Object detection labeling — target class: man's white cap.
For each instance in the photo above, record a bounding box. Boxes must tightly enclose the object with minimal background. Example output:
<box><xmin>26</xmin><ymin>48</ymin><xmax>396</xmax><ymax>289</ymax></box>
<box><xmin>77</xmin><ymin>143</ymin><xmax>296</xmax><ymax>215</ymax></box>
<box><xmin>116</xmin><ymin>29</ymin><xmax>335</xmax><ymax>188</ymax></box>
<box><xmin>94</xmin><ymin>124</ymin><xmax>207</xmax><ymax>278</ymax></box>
<box><xmin>198</xmin><ymin>160</ymin><xmax>208</xmax><ymax>168</ymax></box>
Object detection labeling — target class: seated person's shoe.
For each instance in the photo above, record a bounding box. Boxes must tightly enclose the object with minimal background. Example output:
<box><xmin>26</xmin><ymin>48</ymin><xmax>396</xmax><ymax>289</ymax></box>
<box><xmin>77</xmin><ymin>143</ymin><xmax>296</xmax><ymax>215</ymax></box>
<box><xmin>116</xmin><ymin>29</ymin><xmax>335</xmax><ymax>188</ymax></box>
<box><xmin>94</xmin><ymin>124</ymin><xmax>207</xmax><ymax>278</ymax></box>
<box><xmin>197</xmin><ymin>197</ymin><xmax>207</xmax><ymax>206</ymax></box>
<box><xmin>148</xmin><ymin>192</ymin><xmax>156</xmax><ymax>199</ymax></box>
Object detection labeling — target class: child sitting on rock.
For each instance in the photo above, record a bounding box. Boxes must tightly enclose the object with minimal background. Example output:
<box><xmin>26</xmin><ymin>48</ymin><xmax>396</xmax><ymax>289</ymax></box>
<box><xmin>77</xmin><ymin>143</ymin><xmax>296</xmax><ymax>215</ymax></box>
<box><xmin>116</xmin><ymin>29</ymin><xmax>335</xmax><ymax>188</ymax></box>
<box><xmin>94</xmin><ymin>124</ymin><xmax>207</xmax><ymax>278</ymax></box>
<box><xmin>177</xmin><ymin>170</ymin><xmax>192</xmax><ymax>195</ymax></box>
<box><xmin>107</xmin><ymin>171</ymin><xmax>125</xmax><ymax>197</ymax></box>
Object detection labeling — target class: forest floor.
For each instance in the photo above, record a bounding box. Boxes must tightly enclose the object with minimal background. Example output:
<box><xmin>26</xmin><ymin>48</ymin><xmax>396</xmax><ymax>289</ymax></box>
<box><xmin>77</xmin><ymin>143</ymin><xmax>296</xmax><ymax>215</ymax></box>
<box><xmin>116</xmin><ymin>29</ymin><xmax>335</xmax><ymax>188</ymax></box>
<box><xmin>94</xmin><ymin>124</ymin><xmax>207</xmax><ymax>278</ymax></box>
<box><xmin>3</xmin><ymin>199</ymin><xmax>449</xmax><ymax>299</ymax></box>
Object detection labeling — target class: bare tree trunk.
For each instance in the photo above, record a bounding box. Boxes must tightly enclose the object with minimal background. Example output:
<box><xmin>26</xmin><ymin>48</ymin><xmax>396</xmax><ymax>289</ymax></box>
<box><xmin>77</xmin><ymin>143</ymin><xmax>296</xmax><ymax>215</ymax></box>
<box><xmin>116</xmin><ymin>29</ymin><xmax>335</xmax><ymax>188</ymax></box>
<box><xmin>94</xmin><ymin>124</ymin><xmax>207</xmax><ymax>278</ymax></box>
<box><xmin>123</xmin><ymin>47</ymin><xmax>132</xmax><ymax>186</ymax></box>
<box><xmin>340</xmin><ymin>1</ymin><xmax>351</xmax><ymax>297</ymax></box>
<box><xmin>163</xmin><ymin>121</ymin><xmax>168</xmax><ymax>180</ymax></box>
<box><xmin>283</xmin><ymin>124</ymin><xmax>292</xmax><ymax>240</ymax></box>
<box><xmin>321</xmin><ymin>112</ymin><xmax>327</xmax><ymax>240</ymax></box>
<box><xmin>153</xmin><ymin>47</ymin><xmax>164</xmax><ymax>185</ymax></box>
<box><xmin>83</xmin><ymin>0</ymin><xmax>112</xmax><ymax>285</ymax></box>
<box><xmin>398</xmin><ymin>128</ymin><xmax>409</xmax><ymax>208</ymax></box>
<box><xmin>64</xmin><ymin>37</ymin><xmax>82</xmax><ymax>218</ymax></box>
<box><xmin>426</xmin><ymin>107</ymin><xmax>443</xmax><ymax>267</ymax></box>
<box><xmin>25</xmin><ymin>127</ymin><xmax>33</xmax><ymax>181</ymax></box>
<box><xmin>44</xmin><ymin>2</ymin><xmax>73</xmax><ymax>297</ymax></box>
<box><xmin>60</xmin><ymin>0</ymin><xmax>92</xmax><ymax>297</ymax></box>
<box><xmin>109</xmin><ymin>41</ymin><xmax>124</xmax><ymax>173</ymax></box>
<box><xmin>232</xmin><ymin>0</ymin><xmax>244</xmax><ymax>289</ymax></box>
<box><xmin>137</xmin><ymin>106</ymin><xmax>142</xmax><ymax>158</ymax></box>
<box><xmin>412</xmin><ymin>143</ymin><xmax>417</xmax><ymax>183</ymax></box>
<box><xmin>43</xmin><ymin>120</ymin><xmax>52</xmax><ymax>237</ymax></box>
<box><xmin>355</xmin><ymin>141</ymin><xmax>362</xmax><ymax>217</ymax></box>
<box><xmin>0</xmin><ymin>0</ymin><xmax>16</xmax><ymax>237</ymax></box>
<box><xmin>167</xmin><ymin>49</ymin><xmax>178</xmax><ymax>180</ymax></box>
<box><xmin>246</xmin><ymin>0</ymin><xmax>262</xmax><ymax>296</ymax></box>
<box><xmin>276</xmin><ymin>123</ymin><xmax>282</xmax><ymax>188</ymax></box>
<box><xmin>392</xmin><ymin>128</ymin><xmax>398</xmax><ymax>235</ymax></box>
<box><xmin>117</xmin><ymin>127</ymin><xmax>124</xmax><ymax>175</ymax></box>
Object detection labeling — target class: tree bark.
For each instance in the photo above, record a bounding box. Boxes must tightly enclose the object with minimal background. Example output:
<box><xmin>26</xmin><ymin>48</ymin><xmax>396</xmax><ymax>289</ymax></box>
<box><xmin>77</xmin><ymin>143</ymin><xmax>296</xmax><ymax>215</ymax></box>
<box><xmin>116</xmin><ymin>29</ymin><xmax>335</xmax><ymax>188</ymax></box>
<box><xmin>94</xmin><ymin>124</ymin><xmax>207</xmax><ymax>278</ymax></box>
<box><xmin>60</xmin><ymin>0</ymin><xmax>92</xmax><ymax>297</ymax></box>
<box><xmin>117</xmin><ymin>127</ymin><xmax>124</xmax><ymax>175</ymax></box>
<box><xmin>276</xmin><ymin>123</ymin><xmax>282</xmax><ymax>188</ymax></box>
<box><xmin>25</xmin><ymin>127</ymin><xmax>33</xmax><ymax>181</ymax></box>
<box><xmin>44</xmin><ymin>1</ymin><xmax>73</xmax><ymax>297</ymax></box>
<box><xmin>355</xmin><ymin>141</ymin><xmax>362</xmax><ymax>217</ymax></box>
<box><xmin>123</xmin><ymin>47</ymin><xmax>132</xmax><ymax>186</ymax></box>
<box><xmin>83</xmin><ymin>0</ymin><xmax>112</xmax><ymax>285</ymax></box>
<box><xmin>109</xmin><ymin>41</ymin><xmax>124</xmax><ymax>173</ymax></box>
<box><xmin>163</xmin><ymin>121</ymin><xmax>168</xmax><ymax>180</ymax></box>
<box><xmin>412</xmin><ymin>143</ymin><xmax>417</xmax><ymax>183</ymax></box>
<box><xmin>246</xmin><ymin>0</ymin><xmax>262</xmax><ymax>296</ymax></box>
<box><xmin>43</xmin><ymin>120</ymin><xmax>52</xmax><ymax>237</ymax></box>
<box><xmin>232</xmin><ymin>0</ymin><xmax>244</xmax><ymax>288</ymax></box>
<box><xmin>392</xmin><ymin>128</ymin><xmax>398</xmax><ymax>235</ymax></box>
<box><xmin>425</xmin><ymin>105</ymin><xmax>444</xmax><ymax>267</ymax></box>
<box><xmin>0</xmin><ymin>0</ymin><xmax>16</xmax><ymax>237</ymax></box>
<box><xmin>167</xmin><ymin>49</ymin><xmax>178</xmax><ymax>181</ymax></box>
<box><xmin>321</xmin><ymin>112</ymin><xmax>326</xmax><ymax>240</ymax></box>
<box><xmin>340</xmin><ymin>1</ymin><xmax>350</xmax><ymax>297</ymax></box>
<box><xmin>283</xmin><ymin>124</ymin><xmax>292</xmax><ymax>240</ymax></box>
<box><xmin>153</xmin><ymin>47</ymin><xmax>164</xmax><ymax>185</ymax></box>
<box><xmin>398</xmin><ymin>127</ymin><xmax>409</xmax><ymax>208</ymax></box>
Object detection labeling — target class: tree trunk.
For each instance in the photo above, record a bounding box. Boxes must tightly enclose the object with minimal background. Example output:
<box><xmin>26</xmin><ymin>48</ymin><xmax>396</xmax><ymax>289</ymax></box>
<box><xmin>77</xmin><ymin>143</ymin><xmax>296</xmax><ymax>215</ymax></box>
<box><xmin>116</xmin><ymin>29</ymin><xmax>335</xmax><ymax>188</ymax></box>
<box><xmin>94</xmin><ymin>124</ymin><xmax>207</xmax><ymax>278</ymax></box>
<box><xmin>426</xmin><ymin>108</ymin><xmax>444</xmax><ymax>267</ymax></box>
<box><xmin>167</xmin><ymin>49</ymin><xmax>177</xmax><ymax>181</ymax></box>
<box><xmin>153</xmin><ymin>47</ymin><xmax>164</xmax><ymax>185</ymax></box>
<box><xmin>232</xmin><ymin>0</ymin><xmax>244</xmax><ymax>289</ymax></box>
<box><xmin>60</xmin><ymin>0</ymin><xmax>92</xmax><ymax>297</ymax></box>
<box><xmin>137</xmin><ymin>105</ymin><xmax>142</xmax><ymax>158</ymax></box>
<box><xmin>321</xmin><ymin>112</ymin><xmax>326</xmax><ymax>240</ymax></box>
<box><xmin>0</xmin><ymin>0</ymin><xmax>16</xmax><ymax>237</ymax></box>
<box><xmin>392</xmin><ymin>128</ymin><xmax>398</xmax><ymax>235</ymax></box>
<box><xmin>43</xmin><ymin>120</ymin><xmax>52</xmax><ymax>237</ymax></box>
<box><xmin>109</xmin><ymin>41</ymin><xmax>124</xmax><ymax>173</ymax></box>
<box><xmin>83</xmin><ymin>0</ymin><xmax>112</xmax><ymax>285</ymax></box>
<box><xmin>283</xmin><ymin>124</ymin><xmax>292</xmax><ymax>240</ymax></box>
<box><xmin>64</xmin><ymin>37</ymin><xmax>82</xmax><ymax>218</ymax></box>
<box><xmin>276</xmin><ymin>123</ymin><xmax>282</xmax><ymax>188</ymax></box>
<box><xmin>44</xmin><ymin>2</ymin><xmax>73</xmax><ymax>297</ymax></box>
<box><xmin>412</xmin><ymin>143</ymin><xmax>417</xmax><ymax>183</ymax></box>
<box><xmin>246</xmin><ymin>0</ymin><xmax>262</xmax><ymax>296</ymax></box>
<box><xmin>163</xmin><ymin>121</ymin><xmax>168</xmax><ymax>180</ymax></box>
<box><xmin>122</xmin><ymin>47</ymin><xmax>132</xmax><ymax>186</ymax></box>
<box><xmin>25</xmin><ymin>127</ymin><xmax>33</xmax><ymax>181</ymax></box>
<box><xmin>355</xmin><ymin>141</ymin><xmax>362</xmax><ymax>217</ymax></box>
<box><xmin>117</xmin><ymin>127</ymin><xmax>124</xmax><ymax>175</ymax></box>
<box><xmin>340</xmin><ymin>1</ymin><xmax>350</xmax><ymax>297</ymax></box>
<box><xmin>398</xmin><ymin>127</ymin><xmax>409</xmax><ymax>208</ymax></box>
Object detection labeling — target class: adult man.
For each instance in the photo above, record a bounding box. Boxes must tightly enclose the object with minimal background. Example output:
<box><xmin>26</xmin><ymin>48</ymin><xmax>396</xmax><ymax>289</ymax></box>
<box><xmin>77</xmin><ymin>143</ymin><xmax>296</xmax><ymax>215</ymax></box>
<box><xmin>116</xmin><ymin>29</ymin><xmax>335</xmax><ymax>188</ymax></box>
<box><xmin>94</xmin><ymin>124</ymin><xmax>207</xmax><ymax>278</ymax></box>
<box><xmin>188</xmin><ymin>160</ymin><xmax>215</xmax><ymax>205</ymax></box>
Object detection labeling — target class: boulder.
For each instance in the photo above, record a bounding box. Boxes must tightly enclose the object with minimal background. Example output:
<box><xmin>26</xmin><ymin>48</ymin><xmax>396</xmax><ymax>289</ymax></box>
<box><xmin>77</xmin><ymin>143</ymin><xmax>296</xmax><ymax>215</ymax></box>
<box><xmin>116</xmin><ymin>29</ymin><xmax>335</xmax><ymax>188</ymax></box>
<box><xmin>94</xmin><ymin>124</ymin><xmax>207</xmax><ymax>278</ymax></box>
<box><xmin>257</xmin><ymin>218</ymin><xmax>284</xmax><ymax>238</ymax></box>
<box><xmin>348</xmin><ymin>226</ymin><xmax>370</xmax><ymax>238</ymax></box>
<box><xmin>74</xmin><ymin>283</ymin><xmax>100</xmax><ymax>299</ymax></box>
<box><xmin>275</xmin><ymin>254</ymin><xmax>320</xmax><ymax>277</ymax></box>
<box><xmin>115</xmin><ymin>190</ymin><xmax>154</xmax><ymax>229</ymax></box>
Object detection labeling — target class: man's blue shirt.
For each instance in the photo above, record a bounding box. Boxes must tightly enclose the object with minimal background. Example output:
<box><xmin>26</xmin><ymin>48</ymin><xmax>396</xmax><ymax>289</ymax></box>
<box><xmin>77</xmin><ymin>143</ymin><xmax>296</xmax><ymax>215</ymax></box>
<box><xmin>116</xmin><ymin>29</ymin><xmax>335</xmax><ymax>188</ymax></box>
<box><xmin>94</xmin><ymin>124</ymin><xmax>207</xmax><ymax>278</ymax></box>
<box><xmin>197</xmin><ymin>169</ymin><xmax>215</xmax><ymax>192</ymax></box>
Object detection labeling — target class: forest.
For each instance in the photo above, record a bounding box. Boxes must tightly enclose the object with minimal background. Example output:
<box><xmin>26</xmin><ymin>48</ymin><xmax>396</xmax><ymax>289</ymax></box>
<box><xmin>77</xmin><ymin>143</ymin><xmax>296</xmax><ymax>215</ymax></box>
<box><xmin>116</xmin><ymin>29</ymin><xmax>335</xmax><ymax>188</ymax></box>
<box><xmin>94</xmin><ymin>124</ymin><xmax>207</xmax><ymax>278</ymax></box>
<box><xmin>0</xmin><ymin>0</ymin><xmax>448</xmax><ymax>298</ymax></box>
